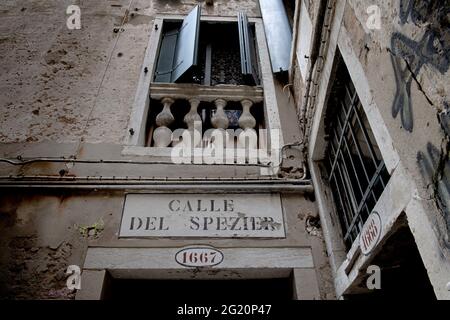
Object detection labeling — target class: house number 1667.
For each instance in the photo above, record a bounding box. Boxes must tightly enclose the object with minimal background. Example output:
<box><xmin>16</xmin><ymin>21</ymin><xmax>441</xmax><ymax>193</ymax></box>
<box><xmin>175</xmin><ymin>246</ymin><xmax>224</xmax><ymax>267</ymax></box>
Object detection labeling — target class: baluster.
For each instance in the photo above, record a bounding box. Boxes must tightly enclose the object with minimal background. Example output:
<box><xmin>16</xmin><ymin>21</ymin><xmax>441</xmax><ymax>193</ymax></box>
<box><xmin>208</xmin><ymin>98</ymin><xmax>229</xmax><ymax>151</ymax></box>
<box><xmin>238</xmin><ymin>99</ymin><xmax>258</xmax><ymax>154</ymax></box>
<box><xmin>211</xmin><ymin>99</ymin><xmax>229</xmax><ymax>129</ymax></box>
<box><xmin>184</xmin><ymin>98</ymin><xmax>201</xmax><ymax>128</ymax></box>
<box><xmin>153</xmin><ymin>97</ymin><xmax>174</xmax><ymax>147</ymax></box>
<box><xmin>183</xmin><ymin>98</ymin><xmax>202</xmax><ymax>148</ymax></box>
<box><xmin>238</xmin><ymin>99</ymin><xmax>256</xmax><ymax>129</ymax></box>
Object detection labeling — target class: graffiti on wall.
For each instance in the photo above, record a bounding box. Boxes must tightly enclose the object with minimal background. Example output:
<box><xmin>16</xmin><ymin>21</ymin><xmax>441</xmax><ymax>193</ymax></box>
<box><xmin>389</xmin><ymin>0</ymin><xmax>450</xmax><ymax>248</ymax></box>
<box><xmin>417</xmin><ymin>105</ymin><xmax>450</xmax><ymax>249</ymax></box>
<box><xmin>390</xmin><ymin>0</ymin><xmax>450</xmax><ymax>132</ymax></box>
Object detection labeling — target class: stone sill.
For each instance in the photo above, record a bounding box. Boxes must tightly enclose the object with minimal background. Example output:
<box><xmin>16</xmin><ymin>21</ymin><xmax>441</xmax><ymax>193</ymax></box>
<box><xmin>149</xmin><ymin>82</ymin><xmax>264</xmax><ymax>103</ymax></box>
<box><xmin>122</xmin><ymin>146</ymin><xmax>272</xmax><ymax>164</ymax></box>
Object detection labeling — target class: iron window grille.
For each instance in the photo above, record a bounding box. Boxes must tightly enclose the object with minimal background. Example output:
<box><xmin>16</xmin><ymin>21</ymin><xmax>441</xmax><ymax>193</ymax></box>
<box><xmin>324</xmin><ymin>60</ymin><xmax>391</xmax><ymax>250</ymax></box>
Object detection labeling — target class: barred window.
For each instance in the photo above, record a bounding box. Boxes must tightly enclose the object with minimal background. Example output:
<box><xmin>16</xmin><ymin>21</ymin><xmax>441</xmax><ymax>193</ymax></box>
<box><xmin>324</xmin><ymin>58</ymin><xmax>391</xmax><ymax>249</ymax></box>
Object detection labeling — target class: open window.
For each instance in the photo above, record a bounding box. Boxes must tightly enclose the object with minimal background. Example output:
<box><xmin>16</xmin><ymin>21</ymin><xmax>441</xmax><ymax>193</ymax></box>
<box><xmin>154</xmin><ymin>6</ymin><xmax>260</xmax><ymax>86</ymax></box>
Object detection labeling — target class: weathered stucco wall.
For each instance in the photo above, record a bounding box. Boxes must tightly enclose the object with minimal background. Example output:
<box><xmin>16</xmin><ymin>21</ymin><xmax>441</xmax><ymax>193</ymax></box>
<box><xmin>0</xmin><ymin>0</ymin><xmax>334</xmax><ymax>300</ymax></box>
<box><xmin>292</xmin><ymin>0</ymin><xmax>450</xmax><ymax>298</ymax></box>
<box><xmin>342</xmin><ymin>0</ymin><xmax>450</xmax><ymax>257</ymax></box>
<box><xmin>0</xmin><ymin>191</ymin><xmax>333</xmax><ymax>299</ymax></box>
<box><xmin>0</xmin><ymin>0</ymin><xmax>260</xmax><ymax>145</ymax></box>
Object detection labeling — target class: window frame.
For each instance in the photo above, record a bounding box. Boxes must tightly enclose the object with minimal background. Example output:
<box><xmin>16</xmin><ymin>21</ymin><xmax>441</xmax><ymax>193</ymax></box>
<box><xmin>124</xmin><ymin>14</ymin><xmax>284</xmax><ymax>163</ymax></box>
<box><xmin>324</xmin><ymin>73</ymin><xmax>391</xmax><ymax>249</ymax></box>
<box><xmin>154</xmin><ymin>10</ymin><xmax>261</xmax><ymax>86</ymax></box>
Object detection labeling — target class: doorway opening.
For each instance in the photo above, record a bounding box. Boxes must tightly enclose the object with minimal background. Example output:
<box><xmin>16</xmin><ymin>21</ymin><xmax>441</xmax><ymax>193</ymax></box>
<box><xmin>345</xmin><ymin>215</ymin><xmax>436</xmax><ymax>300</ymax></box>
<box><xmin>106</xmin><ymin>277</ymin><xmax>294</xmax><ymax>300</ymax></box>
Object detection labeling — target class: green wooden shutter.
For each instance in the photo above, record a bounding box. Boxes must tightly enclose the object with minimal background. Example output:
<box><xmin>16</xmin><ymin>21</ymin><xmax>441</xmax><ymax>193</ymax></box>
<box><xmin>238</xmin><ymin>12</ymin><xmax>260</xmax><ymax>85</ymax></box>
<box><xmin>172</xmin><ymin>5</ymin><xmax>201</xmax><ymax>82</ymax></box>
<box><xmin>154</xmin><ymin>5</ymin><xmax>201</xmax><ymax>83</ymax></box>
<box><xmin>154</xmin><ymin>27</ymin><xmax>178</xmax><ymax>83</ymax></box>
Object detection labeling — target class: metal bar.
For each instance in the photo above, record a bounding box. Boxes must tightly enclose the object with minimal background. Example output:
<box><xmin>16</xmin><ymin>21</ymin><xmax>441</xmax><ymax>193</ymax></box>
<box><xmin>204</xmin><ymin>43</ymin><xmax>212</xmax><ymax>86</ymax></box>
<box><xmin>238</xmin><ymin>12</ymin><xmax>249</xmax><ymax>74</ymax></box>
<box><xmin>336</xmin><ymin>103</ymin><xmax>379</xmax><ymax>205</ymax></box>
<box><xmin>329</xmin><ymin>138</ymin><xmax>358</xmax><ymax>228</ymax></box>
<box><xmin>335</xmin><ymin>110</ymin><xmax>364</xmax><ymax>200</ymax></box>
<box><xmin>378</xmin><ymin>170</ymin><xmax>386</xmax><ymax>188</ymax></box>
<box><xmin>331</xmin><ymin>128</ymin><xmax>360</xmax><ymax>213</ymax></box>
<box><xmin>0</xmin><ymin>176</ymin><xmax>312</xmax><ymax>183</ymax></box>
<box><xmin>354</xmin><ymin>102</ymin><xmax>379</xmax><ymax>167</ymax></box>
<box><xmin>0</xmin><ymin>182</ymin><xmax>314</xmax><ymax>193</ymax></box>
<box><xmin>332</xmin><ymin>85</ymin><xmax>382</xmax><ymax>244</ymax></box>
<box><xmin>327</xmin><ymin>99</ymin><xmax>355</xmax><ymax>178</ymax></box>
<box><xmin>334</xmin><ymin>145</ymin><xmax>360</xmax><ymax>224</ymax></box>
<box><xmin>340</xmin><ymin>101</ymin><xmax>378</xmax><ymax>206</ymax></box>
<box><xmin>329</xmin><ymin>168</ymin><xmax>352</xmax><ymax>231</ymax></box>
<box><xmin>327</xmin><ymin>156</ymin><xmax>352</xmax><ymax>231</ymax></box>
<box><xmin>345</xmin><ymin>84</ymin><xmax>379</xmax><ymax>167</ymax></box>
<box><xmin>343</xmin><ymin>161</ymin><xmax>387</xmax><ymax>241</ymax></box>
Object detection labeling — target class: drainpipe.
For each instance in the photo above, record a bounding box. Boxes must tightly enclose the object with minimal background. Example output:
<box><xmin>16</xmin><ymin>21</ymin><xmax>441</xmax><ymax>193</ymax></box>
<box><xmin>288</xmin><ymin>0</ymin><xmax>302</xmax><ymax>86</ymax></box>
<box><xmin>0</xmin><ymin>178</ymin><xmax>314</xmax><ymax>193</ymax></box>
<box><xmin>302</xmin><ymin>0</ymin><xmax>335</xmax><ymax>154</ymax></box>
<box><xmin>298</xmin><ymin>0</ymin><xmax>333</xmax><ymax>153</ymax></box>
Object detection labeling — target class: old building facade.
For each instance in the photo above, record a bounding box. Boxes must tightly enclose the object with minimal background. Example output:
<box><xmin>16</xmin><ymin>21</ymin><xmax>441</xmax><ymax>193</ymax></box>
<box><xmin>0</xmin><ymin>0</ymin><xmax>449</xmax><ymax>300</ymax></box>
<box><xmin>291</xmin><ymin>0</ymin><xmax>450</xmax><ymax>299</ymax></box>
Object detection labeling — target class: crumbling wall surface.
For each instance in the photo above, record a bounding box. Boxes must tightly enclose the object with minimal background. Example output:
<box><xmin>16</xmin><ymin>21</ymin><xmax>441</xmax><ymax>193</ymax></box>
<box><xmin>152</xmin><ymin>0</ymin><xmax>261</xmax><ymax>17</ymax></box>
<box><xmin>0</xmin><ymin>0</ymin><xmax>260</xmax><ymax>145</ymax></box>
<box><xmin>0</xmin><ymin>191</ymin><xmax>333</xmax><ymax>299</ymax></box>
<box><xmin>343</xmin><ymin>0</ymin><xmax>450</xmax><ymax>255</ymax></box>
<box><xmin>0</xmin><ymin>191</ymin><xmax>121</xmax><ymax>299</ymax></box>
<box><xmin>0</xmin><ymin>0</ymin><xmax>151</xmax><ymax>145</ymax></box>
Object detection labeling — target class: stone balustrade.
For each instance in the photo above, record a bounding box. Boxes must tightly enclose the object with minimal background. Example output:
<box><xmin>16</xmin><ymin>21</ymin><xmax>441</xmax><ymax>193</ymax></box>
<box><xmin>151</xmin><ymin>97</ymin><xmax>259</xmax><ymax>149</ymax></box>
<box><xmin>149</xmin><ymin>83</ymin><xmax>264</xmax><ymax>150</ymax></box>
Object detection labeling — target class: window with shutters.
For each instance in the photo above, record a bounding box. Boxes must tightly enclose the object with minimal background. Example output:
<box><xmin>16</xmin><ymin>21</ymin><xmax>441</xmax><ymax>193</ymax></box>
<box><xmin>140</xmin><ymin>5</ymin><xmax>269</xmax><ymax>157</ymax></box>
<box><xmin>154</xmin><ymin>7</ymin><xmax>260</xmax><ymax>86</ymax></box>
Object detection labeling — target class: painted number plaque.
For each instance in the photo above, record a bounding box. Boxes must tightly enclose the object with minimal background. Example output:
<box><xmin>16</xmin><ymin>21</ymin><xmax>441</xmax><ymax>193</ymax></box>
<box><xmin>359</xmin><ymin>211</ymin><xmax>382</xmax><ymax>255</ymax></box>
<box><xmin>119</xmin><ymin>193</ymin><xmax>286</xmax><ymax>238</ymax></box>
<box><xmin>175</xmin><ymin>246</ymin><xmax>224</xmax><ymax>267</ymax></box>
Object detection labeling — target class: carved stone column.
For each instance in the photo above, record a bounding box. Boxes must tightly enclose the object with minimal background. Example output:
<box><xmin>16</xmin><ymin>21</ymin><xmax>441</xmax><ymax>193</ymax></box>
<box><xmin>153</xmin><ymin>97</ymin><xmax>174</xmax><ymax>147</ymax></box>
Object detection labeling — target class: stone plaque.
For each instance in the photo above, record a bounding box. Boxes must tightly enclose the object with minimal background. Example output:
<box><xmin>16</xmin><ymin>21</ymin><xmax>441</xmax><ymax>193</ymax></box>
<box><xmin>119</xmin><ymin>193</ymin><xmax>285</xmax><ymax>238</ymax></box>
